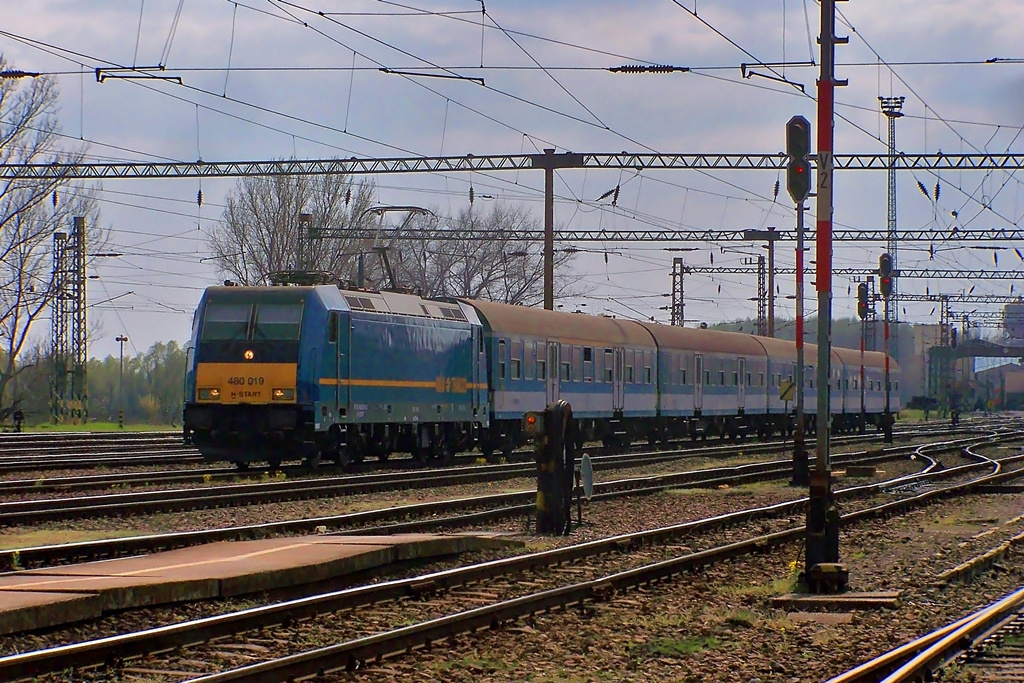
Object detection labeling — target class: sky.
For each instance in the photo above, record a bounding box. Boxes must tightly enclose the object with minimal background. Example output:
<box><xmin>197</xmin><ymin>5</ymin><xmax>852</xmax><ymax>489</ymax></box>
<box><xmin>3</xmin><ymin>0</ymin><xmax>1024</xmax><ymax>360</ymax></box>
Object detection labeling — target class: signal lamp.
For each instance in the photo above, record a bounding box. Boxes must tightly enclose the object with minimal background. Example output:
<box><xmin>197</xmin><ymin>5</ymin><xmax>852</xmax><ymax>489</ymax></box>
<box><xmin>880</xmin><ymin>275</ymin><xmax>893</xmax><ymax>298</ymax></box>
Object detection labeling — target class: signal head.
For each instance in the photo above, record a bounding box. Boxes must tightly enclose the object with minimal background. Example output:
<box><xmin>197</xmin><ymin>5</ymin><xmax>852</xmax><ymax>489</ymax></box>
<box><xmin>878</xmin><ymin>252</ymin><xmax>893</xmax><ymax>277</ymax></box>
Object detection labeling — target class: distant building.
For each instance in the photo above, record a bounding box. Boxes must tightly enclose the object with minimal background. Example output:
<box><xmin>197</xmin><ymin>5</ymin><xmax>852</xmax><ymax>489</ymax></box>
<box><xmin>974</xmin><ymin>362</ymin><xmax>1024</xmax><ymax>410</ymax></box>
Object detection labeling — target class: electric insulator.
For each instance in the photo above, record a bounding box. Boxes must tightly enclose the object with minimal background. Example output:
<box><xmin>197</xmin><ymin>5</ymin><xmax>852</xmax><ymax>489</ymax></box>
<box><xmin>197</xmin><ymin>189</ymin><xmax>203</xmax><ymax>207</ymax></box>
<box><xmin>52</xmin><ymin>191</ymin><xmax>58</xmax><ymax>207</ymax></box>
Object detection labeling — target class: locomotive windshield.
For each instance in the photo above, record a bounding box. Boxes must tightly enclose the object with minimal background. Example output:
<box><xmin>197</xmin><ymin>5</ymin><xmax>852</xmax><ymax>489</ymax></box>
<box><xmin>253</xmin><ymin>303</ymin><xmax>303</xmax><ymax>340</ymax></box>
<box><xmin>201</xmin><ymin>301</ymin><xmax>304</xmax><ymax>341</ymax></box>
<box><xmin>201</xmin><ymin>303</ymin><xmax>251</xmax><ymax>340</ymax></box>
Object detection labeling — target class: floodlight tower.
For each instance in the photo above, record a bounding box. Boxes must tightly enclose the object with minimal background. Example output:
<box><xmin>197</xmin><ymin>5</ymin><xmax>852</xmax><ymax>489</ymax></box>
<box><xmin>879</xmin><ymin>95</ymin><xmax>905</xmax><ymax>362</ymax></box>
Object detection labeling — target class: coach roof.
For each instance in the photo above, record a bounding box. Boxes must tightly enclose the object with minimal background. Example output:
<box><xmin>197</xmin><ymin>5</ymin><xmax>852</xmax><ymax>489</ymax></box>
<box><xmin>463</xmin><ymin>299</ymin><xmax>653</xmax><ymax>346</ymax></box>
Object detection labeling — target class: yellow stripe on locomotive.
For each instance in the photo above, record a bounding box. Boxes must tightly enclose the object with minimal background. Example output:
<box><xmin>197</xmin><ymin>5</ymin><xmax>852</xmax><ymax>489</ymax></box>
<box><xmin>195</xmin><ymin>362</ymin><xmax>298</xmax><ymax>404</ymax></box>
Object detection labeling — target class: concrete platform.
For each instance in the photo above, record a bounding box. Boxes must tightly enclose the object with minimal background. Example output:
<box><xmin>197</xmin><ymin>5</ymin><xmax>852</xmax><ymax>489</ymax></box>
<box><xmin>0</xmin><ymin>532</ymin><xmax>520</xmax><ymax>635</ymax></box>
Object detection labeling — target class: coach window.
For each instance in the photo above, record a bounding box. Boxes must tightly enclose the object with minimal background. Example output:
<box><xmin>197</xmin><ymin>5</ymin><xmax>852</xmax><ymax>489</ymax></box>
<box><xmin>536</xmin><ymin>349</ymin><xmax>546</xmax><ymax>381</ymax></box>
<box><xmin>644</xmin><ymin>352</ymin><xmax>652</xmax><ymax>384</ymax></box>
<box><xmin>573</xmin><ymin>346</ymin><xmax>583</xmax><ymax>382</ymax></box>
<box><xmin>719</xmin><ymin>370</ymin><xmax>725</xmax><ymax>386</ymax></box>
<box><xmin>604</xmin><ymin>349</ymin><xmax>613</xmax><ymax>382</ymax></box>
<box><xmin>758</xmin><ymin>372</ymin><xmax>764</xmax><ymax>387</ymax></box>
<box><xmin>583</xmin><ymin>347</ymin><xmax>594</xmax><ymax>382</ymax></box>
<box><xmin>732</xmin><ymin>371</ymin><xmax>738</xmax><ymax>386</ymax></box>
<box><xmin>328</xmin><ymin>312</ymin><xmax>338</xmax><ymax>343</ymax></box>
<box><xmin>525</xmin><ymin>342</ymin><xmax>535</xmax><ymax>380</ymax></box>
<box><xmin>561</xmin><ymin>345</ymin><xmax>571</xmax><ymax>382</ymax></box>
<box><xmin>498</xmin><ymin>339</ymin><xmax>507</xmax><ymax>379</ymax></box>
<box><xmin>510</xmin><ymin>340</ymin><xmax>522</xmax><ymax>380</ymax></box>
<box><xmin>626</xmin><ymin>351</ymin><xmax>635</xmax><ymax>383</ymax></box>
<box><xmin>704</xmin><ymin>369</ymin><xmax>711</xmax><ymax>385</ymax></box>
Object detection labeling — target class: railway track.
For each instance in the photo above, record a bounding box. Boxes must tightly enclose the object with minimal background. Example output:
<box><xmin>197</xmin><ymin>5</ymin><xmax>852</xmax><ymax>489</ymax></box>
<box><xmin>0</xmin><ymin>433</ymin><xmax>957</xmax><ymax>571</ymax></box>
<box><xmin>0</xmin><ymin>419</ymin><xmax>992</xmax><ymax>478</ymax></box>
<box><xmin>0</xmin><ymin>431</ymin><xmax>200</xmax><ymax>473</ymax></box>
<box><xmin>3</xmin><ymin>431</ymin><xmax>1020</xmax><ymax>681</ymax></box>
<box><xmin>0</xmin><ymin>428</ymin><xmax>952</xmax><ymax>525</ymax></box>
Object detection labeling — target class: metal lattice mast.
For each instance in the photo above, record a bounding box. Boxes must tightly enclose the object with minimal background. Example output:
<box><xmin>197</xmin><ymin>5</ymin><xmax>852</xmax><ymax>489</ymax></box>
<box><xmin>70</xmin><ymin>217</ymin><xmax>88</xmax><ymax>424</ymax></box>
<box><xmin>880</xmin><ymin>96</ymin><xmax>905</xmax><ymax>361</ymax></box>
<box><xmin>671</xmin><ymin>258</ymin><xmax>685</xmax><ymax>326</ymax></box>
<box><xmin>756</xmin><ymin>255</ymin><xmax>768</xmax><ymax>336</ymax></box>
<box><xmin>50</xmin><ymin>231</ymin><xmax>70</xmax><ymax>424</ymax></box>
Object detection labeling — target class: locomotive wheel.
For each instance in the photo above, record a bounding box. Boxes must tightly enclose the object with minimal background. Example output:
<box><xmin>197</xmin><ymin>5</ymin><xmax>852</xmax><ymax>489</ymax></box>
<box><xmin>305</xmin><ymin>452</ymin><xmax>322</xmax><ymax>469</ymax></box>
<box><xmin>331</xmin><ymin>429</ymin><xmax>352</xmax><ymax>468</ymax></box>
<box><xmin>376</xmin><ymin>450</ymin><xmax>391</xmax><ymax>462</ymax></box>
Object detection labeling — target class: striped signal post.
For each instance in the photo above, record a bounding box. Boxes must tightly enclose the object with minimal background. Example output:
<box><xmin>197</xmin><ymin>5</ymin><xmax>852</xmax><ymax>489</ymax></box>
<box><xmin>804</xmin><ymin>0</ymin><xmax>848</xmax><ymax>595</ymax></box>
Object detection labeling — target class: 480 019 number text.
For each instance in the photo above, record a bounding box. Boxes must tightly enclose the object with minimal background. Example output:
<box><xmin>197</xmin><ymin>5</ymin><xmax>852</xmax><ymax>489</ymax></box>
<box><xmin>226</xmin><ymin>376</ymin><xmax>265</xmax><ymax>386</ymax></box>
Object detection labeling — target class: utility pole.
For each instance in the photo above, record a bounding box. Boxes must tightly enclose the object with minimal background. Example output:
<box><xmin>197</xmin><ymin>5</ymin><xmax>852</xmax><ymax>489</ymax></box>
<box><xmin>116</xmin><ymin>334</ymin><xmax>129</xmax><ymax>428</ymax></box>
<box><xmin>530</xmin><ymin>149</ymin><xmax>583</xmax><ymax>310</ymax></box>
<box><xmin>805</xmin><ymin>0</ymin><xmax>847</xmax><ymax>594</ymax></box>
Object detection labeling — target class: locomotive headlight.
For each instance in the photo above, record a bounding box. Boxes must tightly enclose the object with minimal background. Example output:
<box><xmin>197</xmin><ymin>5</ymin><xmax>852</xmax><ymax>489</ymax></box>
<box><xmin>272</xmin><ymin>388</ymin><xmax>295</xmax><ymax>401</ymax></box>
<box><xmin>198</xmin><ymin>388</ymin><xmax>221</xmax><ymax>400</ymax></box>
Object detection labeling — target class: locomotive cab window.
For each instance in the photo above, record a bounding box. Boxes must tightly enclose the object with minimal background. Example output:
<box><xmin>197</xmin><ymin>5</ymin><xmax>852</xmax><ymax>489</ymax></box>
<box><xmin>202</xmin><ymin>303</ymin><xmax>252</xmax><ymax>340</ymax></box>
<box><xmin>328</xmin><ymin>312</ymin><xmax>338</xmax><ymax>343</ymax></box>
<box><xmin>253</xmin><ymin>303</ymin><xmax>304</xmax><ymax>341</ymax></box>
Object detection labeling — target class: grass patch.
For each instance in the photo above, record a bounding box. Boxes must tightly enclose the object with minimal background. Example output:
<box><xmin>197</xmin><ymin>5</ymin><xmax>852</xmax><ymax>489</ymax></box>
<box><xmin>0</xmin><ymin>528</ymin><xmax>145</xmax><ymax>550</ymax></box>
<box><xmin>633</xmin><ymin>635</ymin><xmax>720</xmax><ymax>659</ymax></box>
<box><xmin>434</xmin><ymin>656</ymin><xmax>513</xmax><ymax>675</ymax></box>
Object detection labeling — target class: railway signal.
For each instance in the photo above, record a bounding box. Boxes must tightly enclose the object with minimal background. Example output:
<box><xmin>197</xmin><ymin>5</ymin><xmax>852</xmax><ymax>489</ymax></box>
<box><xmin>878</xmin><ymin>252</ymin><xmax>894</xmax><ymax>298</ymax></box>
<box><xmin>786</xmin><ymin>116</ymin><xmax>812</xmax><ymax>203</ymax></box>
<box><xmin>856</xmin><ymin>283</ymin><xmax>869</xmax><ymax>320</ymax></box>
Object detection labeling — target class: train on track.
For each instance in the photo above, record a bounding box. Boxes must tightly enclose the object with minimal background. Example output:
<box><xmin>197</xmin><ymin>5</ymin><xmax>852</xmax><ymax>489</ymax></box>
<box><xmin>182</xmin><ymin>284</ymin><xmax>901</xmax><ymax>468</ymax></box>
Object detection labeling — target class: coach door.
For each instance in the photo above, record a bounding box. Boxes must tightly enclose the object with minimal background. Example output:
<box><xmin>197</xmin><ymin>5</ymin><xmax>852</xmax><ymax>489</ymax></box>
<box><xmin>612</xmin><ymin>347</ymin><xmax>625</xmax><ymax>412</ymax></box>
<box><xmin>546</xmin><ymin>341</ymin><xmax>560</xmax><ymax>404</ymax></box>
<box><xmin>737</xmin><ymin>357</ymin><xmax>746</xmax><ymax>411</ymax></box>
<box><xmin>694</xmin><ymin>354</ymin><xmax>704</xmax><ymax>412</ymax></box>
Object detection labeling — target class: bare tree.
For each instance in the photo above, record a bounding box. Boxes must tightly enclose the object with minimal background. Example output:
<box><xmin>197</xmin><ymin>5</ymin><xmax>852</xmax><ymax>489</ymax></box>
<box><xmin>0</xmin><ymin>59</ymin><xmax>101</xmax><ymax>422</ymax></box>
<box><xmin>208</xmin><ymin>173</ymin><xmax>576</xmax><ymax>305</ymax></box>
<box><xmin>386</xmin><ymin>203</ymin><xmax>577</xmax><ymax>305</ymax></box>
<box><xmin>207</xmin><ymin>172</ymin><xmax>377</xmax><ymax>285</ymax></box>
